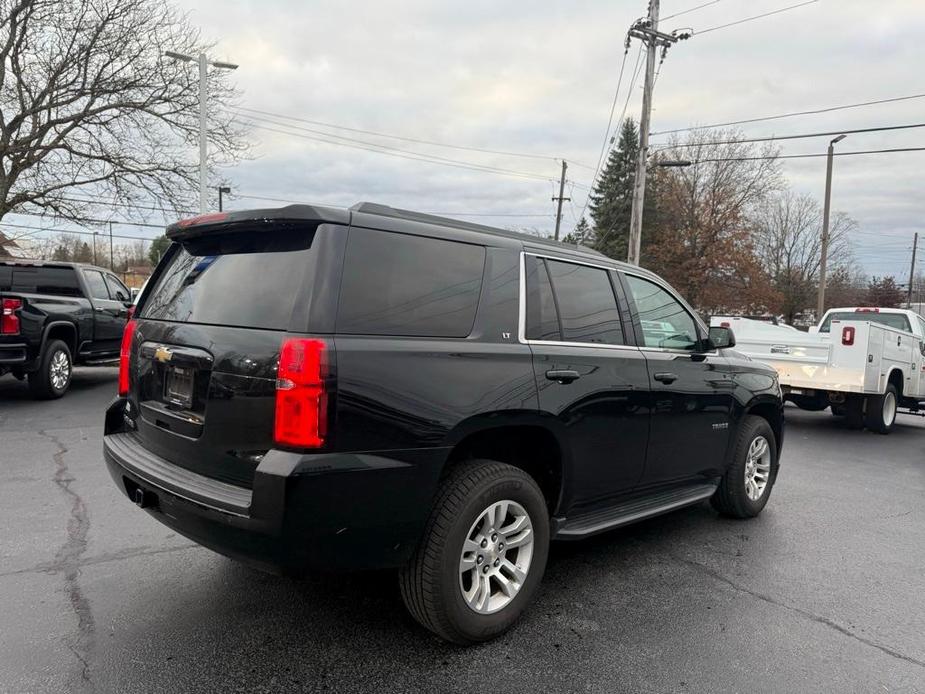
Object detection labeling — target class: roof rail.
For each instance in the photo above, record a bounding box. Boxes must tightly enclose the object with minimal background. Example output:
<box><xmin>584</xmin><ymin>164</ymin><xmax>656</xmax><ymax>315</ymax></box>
<box><xmin>349</xmin><ymin>201</ymin><xmax>606</xmax><ymax>257</ymax></box>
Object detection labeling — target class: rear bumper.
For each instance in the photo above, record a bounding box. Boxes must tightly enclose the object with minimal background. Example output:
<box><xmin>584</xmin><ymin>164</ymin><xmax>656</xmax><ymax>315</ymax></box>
<box><xmin>0</xmin><ymin>342</ymin><xmax>29</xmax><ymax>365</ymax></box>
<box><xmin>103</xmin><ymin>399</ymin><xmax>445</xmax><ymax>573</ymax></box>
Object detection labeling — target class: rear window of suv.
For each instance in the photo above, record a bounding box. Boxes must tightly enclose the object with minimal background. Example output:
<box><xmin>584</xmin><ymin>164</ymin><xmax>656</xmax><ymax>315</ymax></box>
<box><xmin>336</xmin><ymin>228</ymin><xmax>486</xmax><ymax>337</ymax></box>
<box><xmin>139</xmin><ymin>227</ymin><xmax>316</xmax><ymax>330</ymax></box>
<box><xmin>0</xmin><ymin>265</ymin><xmax>83</xmax><ymax>297</ymax></box>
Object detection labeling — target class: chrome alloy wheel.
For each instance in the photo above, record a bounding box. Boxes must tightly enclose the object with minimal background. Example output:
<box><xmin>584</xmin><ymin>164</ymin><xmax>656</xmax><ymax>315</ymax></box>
<box><xmin>744</xmin><ymin>435</ymin><xmax>772</xmax><ymax>501</ymax></box>
<box><xmin>49</xmin><ymin>349</ymin><xmax>70</xmax><ymax>391</ymax></box>
<box><xmin>459</xmin><ymin>500</ymin><xmax>534</xmax><ymax>614</ymax></box>
<box><xmin>882</xmin><ymin>390</ymin><xmax>897</xmax><ymax>427</ymax></box>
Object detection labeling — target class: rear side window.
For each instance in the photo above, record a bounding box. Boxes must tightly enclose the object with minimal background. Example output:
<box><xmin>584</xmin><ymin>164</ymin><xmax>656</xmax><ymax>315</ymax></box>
<box><xmin>525</xmin><ymin>256</ymin><xmax>560</xmax><ymax>341</ymax></box>
<box><xmin>104</xmin><ymin>274</ymin><xmax>131</xmax><ymax>302</ymax></box>
<box><xmin>544</xmin><ymin>258</ymin><xmax>624</xmax><ymax>345</ymax></box>
<box><xmin>83</xmin><ymin>270</ymin><xmax>110</xmax><ymax>300</ymax></box>
<box><xmin>3</xmin><ymin>266</ymin><xmax>83</xmax><ymax>297</ymax></box>
<box><xmin>337</xmin><ymin>228</ymin><xmax>485</xmax><ymax>337</ymax></box>
<box><xmin>140</xmin><ymin>227</ymin><xmax>316</xmax><ymax>330</ymax></box>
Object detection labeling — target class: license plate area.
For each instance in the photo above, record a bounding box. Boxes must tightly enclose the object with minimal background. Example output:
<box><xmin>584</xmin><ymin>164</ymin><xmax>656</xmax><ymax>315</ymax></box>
<box><xmin>164</xmin><ymin>366</ymin><xmax>194</xmax><ymax>409</ymax></box>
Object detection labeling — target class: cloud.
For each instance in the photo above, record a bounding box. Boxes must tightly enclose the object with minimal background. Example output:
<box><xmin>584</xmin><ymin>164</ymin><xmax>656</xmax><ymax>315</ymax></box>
<box><xmin>185</xmin><ymin>0</ymin><xmax>923</xmax><ymax>277</ymax></box>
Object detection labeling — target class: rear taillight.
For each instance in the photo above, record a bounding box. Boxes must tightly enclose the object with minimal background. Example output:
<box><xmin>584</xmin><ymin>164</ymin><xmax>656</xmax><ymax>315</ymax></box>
<box><xmin>118</xmin><ymin>320</ymin><xmax>137</xmax><ymax>396</ymax></box>
<box><xmin>1</xmin><ymin>297</ymin><xmax>22</xmax><ymax>335</ymax></box>
<box><xmin>275</xmin><ymin>338</ymin><xmax>327</xmax><ymax>448</ymax></box>
<box><xmin>842</xmin><ymin>326</ymin><xmax>855</xmax><ymax>346</ymax></box>
<box><xmin>720</xmin><ymin>321</ymin><xmax>731</xmax><ymax>328</ymax></box>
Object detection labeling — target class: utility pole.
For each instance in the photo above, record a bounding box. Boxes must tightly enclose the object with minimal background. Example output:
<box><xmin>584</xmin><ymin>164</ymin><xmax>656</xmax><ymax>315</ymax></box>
<box><xmin>109</xmin><ymin>221</ymin><xmax>114</xmax><ymax>270</ymax></box>
<box><xmin>817</xmin><ymin>134</ymin><xmax>846</xmax><ymax>317</ymax></box>
<box><xmin>165</xmin><ymin>51</ymin><xmax>238</xmax><ymax>213</ymax></box>
<box><xmin>908</xmin><ymin>232</ymin><xmax>918</xmax><ymax>306</ymax></box>
<box><xmin>626</xmin><ymin>1</ymin><xmax>688</xmax><ymax>265</ymax></box>
<box><xmin>552</xmin><ymin>160</ymin><xmax>570</xmax><ymax>241</ymax></box>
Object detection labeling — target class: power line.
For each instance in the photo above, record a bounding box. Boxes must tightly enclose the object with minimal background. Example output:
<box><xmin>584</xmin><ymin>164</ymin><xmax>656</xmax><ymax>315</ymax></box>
<box><xmin>587</xmin><ymin>47</ymin><xmax>631</xmax><ymax>211</ymax></box>
<box><xmin>661</xmin><ymin>0</ymin><xmax>723</xmax><ymax>21</ymax></box>
<box><xmin>694</xmin><ymin>0</ymin><xmax>819</xmax><ymax>35</ymax></box>
<box><xmin>579</xmin><ymin>45</ymin><xmax>646</xmax><ymax>222</ymax></box>
<box><xmin>231</xmin><ymin>193</ymin><xmax>553</xmax><ymax>217</ymax></box>
<box><xmin>657</xmin><ymin>121</ymin><xmax>925</xmax><ymax>148</ymax></box>
<box><xmin>230</xmin><ymin>105</ymin><xmax>593</xmax><ymax>169</ymax></box>
<box><xmin>235</xmin><ymin>117</ymin><xmax>563</xmax><ymax>184</ymax></box>
<box><xmin>1</xmin><ymin>221</ymin><xmax>159</xmax><ymax>242</ymax></box>
<box><xmin>6</xmin><ymin>210</ymin><xmax>166</xmax><ymax>229</ymax></box>
<box><xmin>691</xmin><ymin>146</ymin><xmax>925</xmax><ymax>163</ymax></box>
<box><xmin>651</xmin><ymin>92</ymin><xmax>925</xmax><ymax>136</ymax></box>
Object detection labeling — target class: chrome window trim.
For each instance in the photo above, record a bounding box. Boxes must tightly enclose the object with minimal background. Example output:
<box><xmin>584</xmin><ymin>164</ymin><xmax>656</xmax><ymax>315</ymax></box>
<box><xmin>517</xmin><ymin>251</ymin><xmax>718</xmax><ymax>357</ymax></box>
<box><xmin>517</xmin><ymin>251</ymin><xmax>638</xmax><ymax>351</ymax></box>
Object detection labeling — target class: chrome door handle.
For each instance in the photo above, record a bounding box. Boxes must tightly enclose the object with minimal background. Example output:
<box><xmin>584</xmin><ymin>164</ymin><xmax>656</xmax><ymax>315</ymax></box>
<box><xmin>654</xmin><ymin>372</ymin><xmax>678</xmax><ymax>384</ymax></box>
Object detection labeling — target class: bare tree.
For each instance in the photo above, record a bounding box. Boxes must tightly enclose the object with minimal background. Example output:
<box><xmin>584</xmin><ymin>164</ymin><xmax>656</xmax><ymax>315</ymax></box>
<box><xmin>751</xmin><ymin>190</ymin><xmax>856</xmax><ymax>322</ymax></box>
<box><xmin>644</xmin><ymin>129</ymin><xmax>783</xmax><ymax>315</ymax></box>
<box><xmin>0</xmin><ymin>0</ymin><xmax>247</xmax><ymax>224</ymax></box>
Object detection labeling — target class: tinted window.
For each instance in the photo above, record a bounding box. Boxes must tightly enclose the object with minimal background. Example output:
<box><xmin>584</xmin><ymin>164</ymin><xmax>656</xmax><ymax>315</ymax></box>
<box><xmin>337</xmin><ymin>228</ymin><xmax>485</xmax><ymax>337</ymax></box>
<box><xmin>140</xmin><ymin>228</ymin><xmax>316</xmax><ymax>330</ymax></box>
<box><xmin>819</xmin><ymin>311</ymin><xmax>911</xmax><ymax>334</ymax></box>
<box><xmin>104</xmin><ymin>274</ymin><xmax>130</xmax><ymax>302</ymax></box>
<box><xmin>83</xmin><ymin>270</ymin><xmax>110</xmax><ymax>300</ymax></box>
<box><xmin>1</xmin><ymin>266</ymin><xmax>83</xmax><ymax>297</ymax></box>
<box><xmin>625</xmin><ymin>274</ymin><xmax>699</xmax><ymax>350</ymax></box>
<box><xmin>525</xmin><ymin>256</ymin><xmax>560</xmax><ymax>341</ymax></box>
<box><xmin>544</xmin><ymin>259</ymin><xmax>623</xmax><ymax>345</ymax></box>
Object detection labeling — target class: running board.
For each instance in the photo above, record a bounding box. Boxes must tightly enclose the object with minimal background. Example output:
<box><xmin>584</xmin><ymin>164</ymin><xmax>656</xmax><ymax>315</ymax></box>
<box><xmin>555</xmin><ymin>482</ymin><xmax>718</xmax><ymax>540</ymax></box>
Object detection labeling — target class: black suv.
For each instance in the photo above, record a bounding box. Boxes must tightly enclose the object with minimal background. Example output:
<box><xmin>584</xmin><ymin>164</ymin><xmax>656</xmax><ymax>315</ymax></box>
<box><xmin>1</xmin><ymin>260</ymin><xmax>133</xmax><ymax>398</ymax></box>
<box><xmin>103</xmin><ymin>203</ymin><xmax>783</xmax><ymax>643</ymax></box>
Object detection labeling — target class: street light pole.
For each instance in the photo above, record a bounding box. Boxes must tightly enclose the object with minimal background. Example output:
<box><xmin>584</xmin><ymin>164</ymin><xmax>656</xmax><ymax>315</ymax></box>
<box><xmin>817</xmin><ymin>134</ymin><xmax>846</xmax><ymax>318</ymax></box>
<box><xmin>165</xmin><ymin>50</ymin><xmax>238</xmax><ymax>214</ymax></box>
<box><xmin>217</xmin><ymin>186</ymin><xmax>231</xmax><ymax>212</ymax></box>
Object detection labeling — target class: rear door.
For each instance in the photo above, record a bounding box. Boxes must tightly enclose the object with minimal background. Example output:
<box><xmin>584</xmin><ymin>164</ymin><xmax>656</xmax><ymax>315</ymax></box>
<box><xmin>131</xmin><ymin>222</ymin><xmax>343</xmax><ymax>488</ymax></box>
<box><xmin>82</xmin><ymin>268</ymin><xmax>127</xmax><ymax>352</ymax></box>
<box><xmin>525</xmin><ymin>254</ymin><xmax>649</xmax><ymax>509</ymax></box>
<box><xmin>620</xmin><ymin>272</ymin><xmax>735</xmax><ymax>489</ymax></box>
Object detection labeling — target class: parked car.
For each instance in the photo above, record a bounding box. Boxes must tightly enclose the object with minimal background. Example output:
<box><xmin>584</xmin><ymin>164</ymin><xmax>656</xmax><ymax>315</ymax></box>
<box><xmin>1</xmin><ymin>260</ymin><xmax>133</xmax><ymax>398</ymax></box>
<box><xmin>711</xmin><ymin>307</ymin><xmax>925</xmax><ymax>433</ymax></box>
<box><xmin>103</xmin><ymin>203</ymin><xmax>784</xmax><ymax>643</ymax></box>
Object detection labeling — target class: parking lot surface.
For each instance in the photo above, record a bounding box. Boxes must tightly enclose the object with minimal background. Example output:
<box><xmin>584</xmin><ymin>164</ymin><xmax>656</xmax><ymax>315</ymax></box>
<box><xmin>1</xmin><ymin>367</ymin><xmax>923</xmax><ymax>693</ymax></box>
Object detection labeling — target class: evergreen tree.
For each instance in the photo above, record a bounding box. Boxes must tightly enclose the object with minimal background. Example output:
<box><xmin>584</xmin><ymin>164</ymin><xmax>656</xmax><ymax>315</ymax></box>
<box><xmin>562</xmin><ymin>216</ymin><xmax>591</xmax><ymax>245</ymax></box>
<box><xmin>589</xmin><ymin>118</ymin><xmax>639</xmax><ymax>260</ymax></box>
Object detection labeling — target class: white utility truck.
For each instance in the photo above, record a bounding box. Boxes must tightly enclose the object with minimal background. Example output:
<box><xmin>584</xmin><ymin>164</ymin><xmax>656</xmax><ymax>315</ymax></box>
<box><xmin>710</xmin><ymin>308</ymin><xmax>925</xmax><ymax>434</ymax></box>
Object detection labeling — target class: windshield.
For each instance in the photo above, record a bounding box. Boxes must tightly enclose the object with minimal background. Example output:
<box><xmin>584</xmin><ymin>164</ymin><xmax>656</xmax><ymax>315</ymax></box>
<box><xmin>819</xmin><ymin>311</ymin><xmax>911</xmax><ymax>334</ymax></box>
<box><xmin>139</xmin><ymin>226</ymin><xmax>316</xmax><ymax>331</ymax></box>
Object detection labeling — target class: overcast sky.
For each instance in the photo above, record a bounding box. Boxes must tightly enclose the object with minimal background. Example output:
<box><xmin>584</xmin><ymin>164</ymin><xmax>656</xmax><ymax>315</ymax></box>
<box><xmin>16</xmin><ymin>0</ymin><xmax>923</xmax><ymax>279</ymax></box>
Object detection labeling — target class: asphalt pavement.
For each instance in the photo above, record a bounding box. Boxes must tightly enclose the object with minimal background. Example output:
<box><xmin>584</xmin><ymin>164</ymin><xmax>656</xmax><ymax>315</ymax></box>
<box><xmin>1</xmin><ymin>367</ymin><xmax>923</xmax><ymax>693</ymax></box>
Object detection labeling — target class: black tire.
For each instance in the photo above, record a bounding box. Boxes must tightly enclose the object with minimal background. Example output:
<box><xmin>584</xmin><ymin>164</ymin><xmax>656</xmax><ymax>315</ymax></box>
<box><xmin>864</xmin><ymin>384</ymin><xmax>898</xmax><ymax>435</ymax></box>
<box><xmin>399</xmin><ymin>460</ymin><xmax>550</xmax><ymax>644</ymax></box>
<box><xmin>790</xmin><ymin>395</ymin><xmax>828</xmax><ymax>412</ymax></box>
<box><xmin>845</xmin><ymin>396</ymin><xmax>865</xmax><ymax>430</ymax></box>
<box><xmin>830</xmin><ymin>404</ymin><xmax>845</xmax><ymax>417</ymax></box>
<box><xmin>28</xmin><ymin>339</ymin><xmax>72</xmax><ymax>400</ymax></box>
<box><xmin>711</xmin><ymin>415</ymin><xmax>778</xmax><ymax>519</ymax></box>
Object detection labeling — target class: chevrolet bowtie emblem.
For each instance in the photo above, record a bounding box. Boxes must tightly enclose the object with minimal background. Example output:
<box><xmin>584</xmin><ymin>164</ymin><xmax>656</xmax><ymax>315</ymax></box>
<box><xmin>153</xmin><ymin>346</ymin><xmax>173</xmax><ymax>363</ymax></box>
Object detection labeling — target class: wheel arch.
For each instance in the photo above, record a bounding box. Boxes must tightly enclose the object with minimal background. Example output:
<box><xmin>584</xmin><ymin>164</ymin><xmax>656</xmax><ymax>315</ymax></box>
<box><xmin>743</xmin><ymin>395</ymin><xmax>784</xmax><ymax>459</ymax></box>
<box><xmin>41</xmin><ymin>322</ymin><xmax>77</xmax><ymax>359</ymax></box>
<box><xmin>886</xmin><ymin>367</ymin><xmax>904</xmax><ymax>397</ymax></box>
<box><xmin>442</xmin><ymin>412</ymin><xmax>571</xmax><ymax>516</ymax></box>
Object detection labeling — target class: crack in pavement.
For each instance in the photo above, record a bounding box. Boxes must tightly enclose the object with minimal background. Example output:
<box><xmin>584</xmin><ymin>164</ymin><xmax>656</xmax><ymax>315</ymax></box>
<box><xmin>41</xmin><ymin>429</ymin><xmax>96</xmax><ymax>688</ymax></box>
<box><xmin>0</xmin><ymin>543</ymin><xmax>200</xmax><ymax>579</ymax></box>
<box><xmin>668</xmin><ymin>552</ymin><xmax>925</xmax><ymax>670</ymax></box>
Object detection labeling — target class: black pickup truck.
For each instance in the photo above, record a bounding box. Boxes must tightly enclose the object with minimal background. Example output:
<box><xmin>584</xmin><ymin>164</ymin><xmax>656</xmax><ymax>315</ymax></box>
<box><xmin>0</xmin><ymin>260</ymin><xmax>133</xmax><ymax>398</ymax></box>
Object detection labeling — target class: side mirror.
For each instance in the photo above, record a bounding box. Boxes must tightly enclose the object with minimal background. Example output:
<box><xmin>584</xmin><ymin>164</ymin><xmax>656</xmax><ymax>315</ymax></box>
<box><xmin>708</xmin><ymin>326</ymin><xmax>736</xmax><ymax>350</ymax></box>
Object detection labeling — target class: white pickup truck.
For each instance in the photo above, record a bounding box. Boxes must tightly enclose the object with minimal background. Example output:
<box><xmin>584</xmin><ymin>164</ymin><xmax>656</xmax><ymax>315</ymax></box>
<box><xmin>710</xmin><ymin>307</ymin><xmax>925</xmax><ymax>434</ymax></box>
